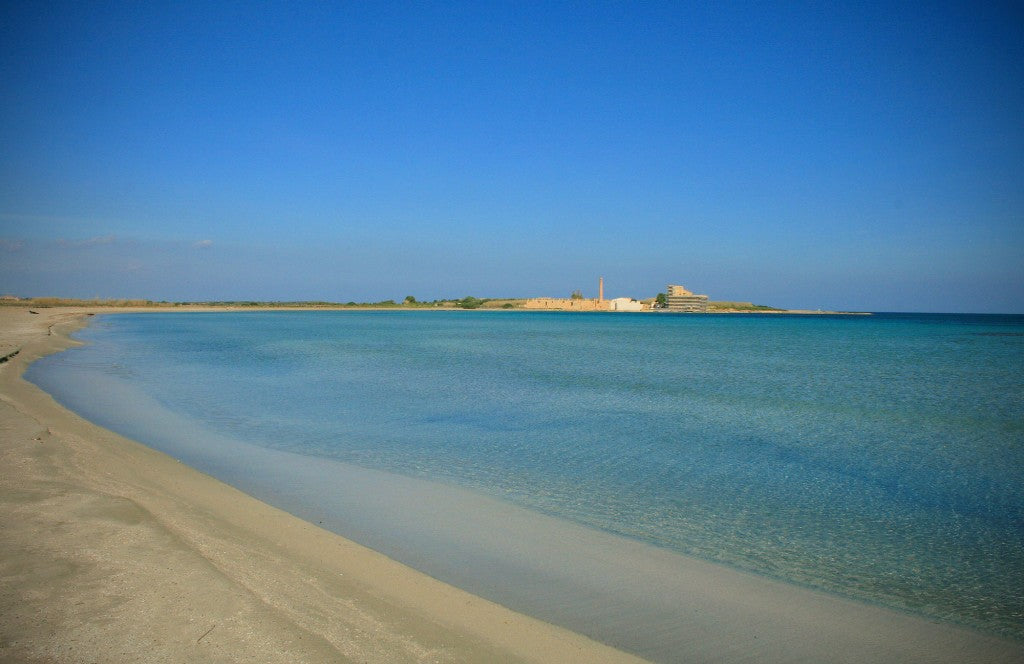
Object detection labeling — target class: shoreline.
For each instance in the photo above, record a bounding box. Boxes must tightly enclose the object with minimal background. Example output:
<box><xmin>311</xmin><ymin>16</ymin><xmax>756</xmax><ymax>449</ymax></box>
<box><xmin>3</xmin><ymin>306</ymin><xmax>1022</xmax><ymax>663</ymax></box>
<box><xmin>0</xmin><ymin>306</ymin><xmax>645</xmax><ymax>663</ymax></box>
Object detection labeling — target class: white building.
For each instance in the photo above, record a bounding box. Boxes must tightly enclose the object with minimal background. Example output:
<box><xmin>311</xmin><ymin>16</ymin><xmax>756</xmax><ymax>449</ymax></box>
<box><xmin>609</xmin><ymin>297</ymin><xmax>644</xmax><ymax>312</ymax></box>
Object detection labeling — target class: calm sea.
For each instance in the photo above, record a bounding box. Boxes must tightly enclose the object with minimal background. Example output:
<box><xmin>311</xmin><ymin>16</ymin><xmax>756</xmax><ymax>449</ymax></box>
<box><xmin>26</xmin><ymin>311</ymin><xmax>1024</xmax><ymax>653</ymax></box>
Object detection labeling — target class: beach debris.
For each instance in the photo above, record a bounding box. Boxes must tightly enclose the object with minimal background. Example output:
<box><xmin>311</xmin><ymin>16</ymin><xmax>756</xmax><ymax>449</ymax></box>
<box><xmin>28</xmin><ymin>310</ymin><xmax>39</xmax><ymax>314</ymax></box>
<box><xmin>197</xmin><ymin>624</ymin><xmax>217</xmax><ymax>643</ymax></box>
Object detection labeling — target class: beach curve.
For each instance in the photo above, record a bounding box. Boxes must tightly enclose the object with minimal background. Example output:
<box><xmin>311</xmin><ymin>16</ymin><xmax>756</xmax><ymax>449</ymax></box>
<box><xmin>0</xmin><ymin>306</ymin><xmax>645</xmax><ymax>663</ymax></box>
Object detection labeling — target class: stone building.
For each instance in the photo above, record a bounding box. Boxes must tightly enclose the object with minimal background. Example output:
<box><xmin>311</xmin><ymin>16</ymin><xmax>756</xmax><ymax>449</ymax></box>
<box><xmin>524</xmin><ymin>277</ymin><xmax>613</xmax><ymax>311</ymax></box>
<box><xmin>523</xmin><ymin>296</ymin><xmax>611</xmax><ymax>311</ymax></box>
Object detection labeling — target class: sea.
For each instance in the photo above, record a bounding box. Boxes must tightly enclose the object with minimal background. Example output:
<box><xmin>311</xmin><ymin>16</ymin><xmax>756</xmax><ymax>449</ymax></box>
<box><xmin>25</xmin><ymin>310</ymin><xmax>1024</xmax><ymax>658</ymax></box>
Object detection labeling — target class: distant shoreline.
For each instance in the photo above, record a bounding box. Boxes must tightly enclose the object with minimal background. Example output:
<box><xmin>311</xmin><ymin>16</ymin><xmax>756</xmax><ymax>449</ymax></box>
<box><xmin>1</xmin><ymin>299</ymin><xmax>872</xmax><ymax>315</ymax></box>
<box><xmin>684</xmin><ymin>308</ymin><xmax>872</xmax><ymax>315</ymax></box>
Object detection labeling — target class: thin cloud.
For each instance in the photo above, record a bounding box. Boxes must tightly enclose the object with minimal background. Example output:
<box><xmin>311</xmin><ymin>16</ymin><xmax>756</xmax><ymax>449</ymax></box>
<box><xmin>0</xmin><ymin>212</ymin><xmax>98</xmax><ymax>224</ymax></box>
<box><xmin>0</xmin><ymin>239</ymin><xmax>24</xmax><ymax>252</ymax></box>
<box><xmin>193</xmin><ymin>239</ymin><xmax>214</xmax><ymax>248</ymax></box>
<box><xmin>57</xmin><ymin>235</ymin><xmax>117</xmax><ymax>247</ymax></box>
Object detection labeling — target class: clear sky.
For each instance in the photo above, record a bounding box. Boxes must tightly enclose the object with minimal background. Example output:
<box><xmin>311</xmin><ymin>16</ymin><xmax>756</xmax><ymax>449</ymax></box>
<box><xmin>2</xmin><ymin>1</ymin><xmax>1022</xmax><ymax>312</ymax></box>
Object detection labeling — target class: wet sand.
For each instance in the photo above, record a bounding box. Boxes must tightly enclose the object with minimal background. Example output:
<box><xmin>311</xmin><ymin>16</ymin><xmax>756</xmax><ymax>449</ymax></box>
<box><xmin>2</xmin><ymin>306</ymin><xmax>1021</xmax><ymax>663</ymax></box>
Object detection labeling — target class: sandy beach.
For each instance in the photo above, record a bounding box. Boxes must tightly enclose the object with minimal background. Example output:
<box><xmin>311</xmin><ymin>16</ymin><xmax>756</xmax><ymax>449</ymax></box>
<box><xmin>0</xmin><ymin>306</ymin><xmax>644</xmax><ymax>663</ymax></box>
<box><xmin>2</xmin><ymin>306</ymin><xmax>1022</xmax><ymax>663</ymax></box>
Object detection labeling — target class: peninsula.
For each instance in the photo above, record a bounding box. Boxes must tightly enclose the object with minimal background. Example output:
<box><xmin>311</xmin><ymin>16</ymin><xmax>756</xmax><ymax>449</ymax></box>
<box><xmin>0</xmin><ymin>290</ymin><xmax>864</xmax><ymax>315</ymax></box>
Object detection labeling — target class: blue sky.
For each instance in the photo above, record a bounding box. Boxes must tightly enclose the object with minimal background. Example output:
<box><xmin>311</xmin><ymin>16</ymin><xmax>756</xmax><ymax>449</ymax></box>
<box><xmin>1</xmin><ymin>1</ymin><xmax>1022</xmax><ymax>311</ymax></box>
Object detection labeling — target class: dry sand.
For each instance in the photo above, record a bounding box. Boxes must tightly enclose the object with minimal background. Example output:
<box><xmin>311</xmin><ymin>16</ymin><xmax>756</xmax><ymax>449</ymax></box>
<box><xmin>1</xmin><ymin>306</ymin><xmax>1021</xmax><ymax>663</ymax></box>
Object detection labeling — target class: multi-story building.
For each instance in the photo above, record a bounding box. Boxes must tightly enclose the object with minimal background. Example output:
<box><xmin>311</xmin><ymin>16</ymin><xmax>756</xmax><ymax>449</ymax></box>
<box><xmin>665</xmin><ymin>284</ymin><xmax>709</xmax><ymax>312</ymax></box>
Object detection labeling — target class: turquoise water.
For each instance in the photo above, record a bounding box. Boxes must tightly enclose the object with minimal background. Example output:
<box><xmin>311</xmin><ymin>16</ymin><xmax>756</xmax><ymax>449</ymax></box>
<box><xmin>27</xmin><ymin>311</ymin><xmax>1024</xmax><ymax>646</ymax></box>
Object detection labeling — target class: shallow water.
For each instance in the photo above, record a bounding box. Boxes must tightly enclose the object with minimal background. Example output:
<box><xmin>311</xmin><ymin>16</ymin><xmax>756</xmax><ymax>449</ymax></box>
<box><xmin>27</xmin><ymin>311</ymin><xmax>1024</xmax><ymax>647</ymax></box>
